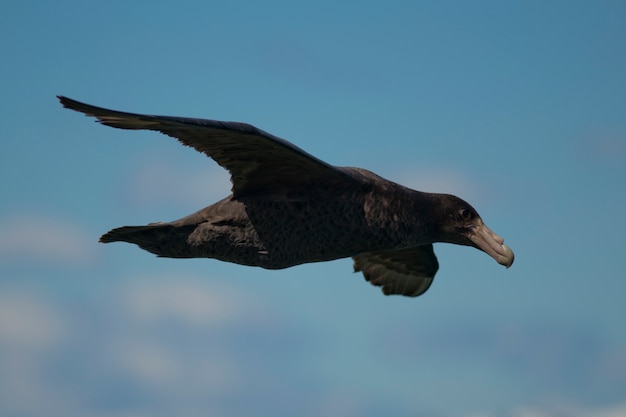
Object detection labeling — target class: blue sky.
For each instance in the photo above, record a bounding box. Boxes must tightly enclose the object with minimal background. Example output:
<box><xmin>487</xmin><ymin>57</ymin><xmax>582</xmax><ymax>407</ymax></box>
<box><xmin>1</xmin><ymin>1</ymin><xmax>626</xmax><ymax>416</ymax></box>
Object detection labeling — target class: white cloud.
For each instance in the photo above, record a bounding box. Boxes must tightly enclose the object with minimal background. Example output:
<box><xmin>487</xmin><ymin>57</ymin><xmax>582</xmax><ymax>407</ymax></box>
<box><xmin>1</xmin><ymin>280</ymin><xmax>625</xmax><ymax>417</ymax></box>
<box><xmin>123</xmin><ymin>276</ymin><xmax>257</xmax><ymax>327</ymax></box>
<box><xmin>0</xmin><ymin>291</ymin><xmax>75</xmax><ymax>417</ymax></box>
<box><xmin>0</xmin><ymin>279</ymin><xmax>254</xmax><ymax>417</ymax></box>
<box><xmin>112</xmin><ymin>342</ymin><xmax>184</xmax><ymax>386</ymax></box>
<box><xmin>0</xmin><ymin>213</ymin><xmax>96</xmax><ymax>266</ymax></box>
<box><xmin>103</xmin><ymin>277</ymin><xmax>254</xmax><ymax>406</ymax></box>
<box><xmin>111</xmin><ymin>340</ymin><xmax>242</xmax><ymax>394</ymax></box>
<box><xmin>462</xmin><ymin>403</ymin><xmax>626</xmax><ymax>417</ymax></box>
<box><xmin>126</xmin><ymin>157</ymin><xmax>231</xmax><ymax>208</ymax></box>
<box><xmin>389</xmin><ymin>167</ymin><xmax>484</xmax><ymax>201</ymax></box>
<box><xmin>593</xmin><ymin>403</ymin><xmax>626</xmax><ymax>417</ymax></box>
<box><xmin>0</xmin><ymin>291</ymin><xmax>66</xmax><ymax>349</ymax></box>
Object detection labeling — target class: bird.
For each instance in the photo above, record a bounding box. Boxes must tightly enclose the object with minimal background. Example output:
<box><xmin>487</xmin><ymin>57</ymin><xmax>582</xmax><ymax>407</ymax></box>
<box><xmin>58</xmin><ymin>96</ymin><xmax>514</xmax><ymax>297</ymax></box>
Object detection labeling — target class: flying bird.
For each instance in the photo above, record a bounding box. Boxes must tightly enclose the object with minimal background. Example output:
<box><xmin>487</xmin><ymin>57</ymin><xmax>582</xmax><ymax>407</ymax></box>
<box><xmin>59</xmin><ymin>96</ymin><xmax>514</xmax><ymax>297</ymax></box>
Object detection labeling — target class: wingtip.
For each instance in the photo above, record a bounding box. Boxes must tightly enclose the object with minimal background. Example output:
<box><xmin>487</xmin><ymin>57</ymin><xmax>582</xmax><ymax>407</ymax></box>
<box><xmin>57</xmin><ymin>95</ymin><xmax>79</xmax><ymax>110</ymax></box>
<box><xmin>98</xmin><ymin>234</ymin><xmax>112</xmax><ymax>244</ymax></box>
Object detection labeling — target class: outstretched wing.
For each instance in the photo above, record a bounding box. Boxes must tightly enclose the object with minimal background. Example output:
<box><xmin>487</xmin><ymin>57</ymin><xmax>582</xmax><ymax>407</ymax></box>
<box><xmin>58</xmin><ymin>96</ymin><xmax>350</xmax><ymax>198</ymax></box>
<box><xmin>353</xmin><ymin>245</ymin><xmax>439</xmax><ymax>297</ymax></box>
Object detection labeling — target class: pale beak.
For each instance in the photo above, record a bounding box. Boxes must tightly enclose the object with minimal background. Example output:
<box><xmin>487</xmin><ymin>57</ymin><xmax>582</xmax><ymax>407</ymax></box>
<box><xmin>468</xmin><ymin>220</ymin><xmax>514</xmax><ymax>268</ymax></box>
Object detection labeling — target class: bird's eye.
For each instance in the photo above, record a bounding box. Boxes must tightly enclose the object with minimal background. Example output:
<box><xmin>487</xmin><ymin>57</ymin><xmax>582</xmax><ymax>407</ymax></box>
<box><xmin>459</xmin><ymin>208</ymin><xmax>472</xmax><ymax>220</ymax></box>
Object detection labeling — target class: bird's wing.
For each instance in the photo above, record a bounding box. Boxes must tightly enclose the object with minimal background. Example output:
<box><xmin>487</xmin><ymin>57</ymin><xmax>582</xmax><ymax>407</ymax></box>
<box><xmin>353</xmin><ymin>245</ymin><xmax>439</xmax><ymax>297</ymax></box>
<box><xmin>58</xmin><ymin>96</ymin><xmax>351</xmax><ymax>198</ymax></box>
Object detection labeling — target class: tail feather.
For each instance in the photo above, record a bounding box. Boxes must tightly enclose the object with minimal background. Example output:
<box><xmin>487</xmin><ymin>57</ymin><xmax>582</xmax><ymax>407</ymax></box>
<box><xmin>99</xmin><ymin>225</ymin><xmax>161</xmax><ymax>243</ymax></box>
<box><xmin>99</xmin><ymin>224</ymin><xmax>196</xmax><ymax>258</ymax></box>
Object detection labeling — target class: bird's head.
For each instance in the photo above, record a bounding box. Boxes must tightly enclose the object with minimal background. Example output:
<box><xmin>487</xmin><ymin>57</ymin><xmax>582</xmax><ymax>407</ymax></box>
<box><xmin>435</xmin><ymin>194</ymin><xmax>514</xmax><ymax>268</ymax></box>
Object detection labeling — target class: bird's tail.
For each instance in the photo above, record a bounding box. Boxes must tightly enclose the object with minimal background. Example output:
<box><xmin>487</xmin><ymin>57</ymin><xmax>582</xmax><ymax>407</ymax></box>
<box><xmin>99</xmin><ymin>224</ymin><xmax>196</xmax><ymax>258</ymax></box>
<box><xmin>100</xmin><ymin>224</ymin><xmax>160</xmax><ymax>243</ymax></box>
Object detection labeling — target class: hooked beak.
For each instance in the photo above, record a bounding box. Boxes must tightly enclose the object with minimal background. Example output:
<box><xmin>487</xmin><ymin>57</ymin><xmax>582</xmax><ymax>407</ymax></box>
<box><xmin>467</xmin><ymin>220</ymin><xmax>514</xmax><ymax>268</ymax></box>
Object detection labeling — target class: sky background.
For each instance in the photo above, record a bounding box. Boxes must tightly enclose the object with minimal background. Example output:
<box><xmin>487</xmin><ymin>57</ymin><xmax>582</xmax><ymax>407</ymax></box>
<box><xmin>1</xmin><ymin>1</ymin><xmax>626</xmax><ymax>416</ymax></box>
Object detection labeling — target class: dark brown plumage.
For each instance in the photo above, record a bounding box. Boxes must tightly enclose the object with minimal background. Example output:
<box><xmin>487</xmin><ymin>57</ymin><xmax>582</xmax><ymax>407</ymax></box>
<box><xmin>59</xmin><ymin>96</ymin><xmax>514</xmax><ymax>297</ymax></box>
